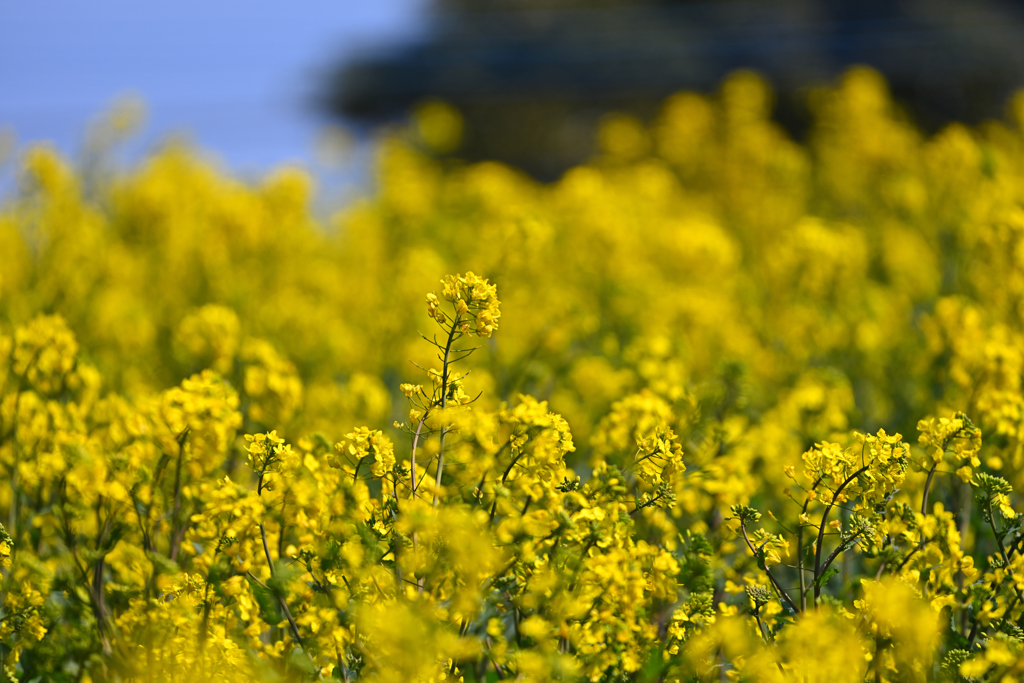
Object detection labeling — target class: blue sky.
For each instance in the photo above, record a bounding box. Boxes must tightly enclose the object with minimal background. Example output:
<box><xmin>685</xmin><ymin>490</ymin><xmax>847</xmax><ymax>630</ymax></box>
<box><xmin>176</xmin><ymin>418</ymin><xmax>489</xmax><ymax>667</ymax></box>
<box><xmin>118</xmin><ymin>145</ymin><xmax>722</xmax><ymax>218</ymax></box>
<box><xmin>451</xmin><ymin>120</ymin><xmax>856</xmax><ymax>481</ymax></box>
<box><xmin>0</xmin><ymin>0</ymin><xmax>429</xmax><ymax>175</ymax></box>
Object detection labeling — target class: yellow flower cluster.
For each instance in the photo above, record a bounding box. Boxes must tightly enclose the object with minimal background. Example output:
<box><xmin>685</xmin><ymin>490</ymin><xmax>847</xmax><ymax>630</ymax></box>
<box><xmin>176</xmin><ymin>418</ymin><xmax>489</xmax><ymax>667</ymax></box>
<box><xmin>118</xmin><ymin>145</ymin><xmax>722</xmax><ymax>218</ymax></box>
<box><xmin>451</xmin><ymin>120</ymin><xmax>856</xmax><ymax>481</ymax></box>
<box><xmin>11</xmin><ymin>314</ymin><xmax>80</xmax><ymax>395</ymax></box>
<box><xmin>0</xmin><ymin>524</ymin><xmax>11</xmax><ymax>569</ymax></box>
<box><xmin>7</xmin><ymin>66</ymin><xmax>1024</xmax><ymax>680</ymax></box>
<box><xmin>330</xmin><ymin>426</ymin><xmax>396</xmax><ymax>478</ymax></box>
<box><xmin>426</xmin><ymin>271</ymin><xmax>501</xmax><ymax>337</ymax></box>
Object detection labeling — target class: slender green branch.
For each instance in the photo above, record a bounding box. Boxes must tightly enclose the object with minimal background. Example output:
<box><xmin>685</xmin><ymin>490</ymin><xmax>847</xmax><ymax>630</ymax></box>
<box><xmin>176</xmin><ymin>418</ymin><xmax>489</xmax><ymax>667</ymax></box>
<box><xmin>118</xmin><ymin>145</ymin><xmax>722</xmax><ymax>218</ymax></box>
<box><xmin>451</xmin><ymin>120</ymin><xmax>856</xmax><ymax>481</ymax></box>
<box><xmin>813</xmin><ymin>465</ymin><xmax>869</xmax><ymax>605</ymax></box>
<box><xmin>895</xmin><ymin>537</ymin><xmax>933</xmax><ymax>573</ymax></box>
<box><xmin>433</xmin><ymin>314</ymin><xmax>461</xmax><ymax>507</ymax></box>
<box><xmin>740</xmin><ymin>524</ymin><xmax>800</xmax><ymax>614</ymax></box>
<box><xmin>752</xmin><ymin>610</ymin><xmax>769</xmax><ymax>645</ymax></box>
<box><xmin>490</xmin><ymin>434</ymin><xmax>528</xmax><ymax>521</ymax></box>
<box><xmin>988</xmin><ymin>502</ymin><xmax>1012</xmax><ymax>568</ymax></box>
<box><xmin>818</xmin><ymin>529</ymin><xmax>863</xmax><ymax>579</ymax></box>
<box><xmin>965</xmin><ymin>502</ymin><xmax>1024</xmax><ymax>646</ymax></box>
<box><xmin>410</xmin><ymin>413</ymin><xmax>428</xmax><ymax>499</ymax></box>
<box><xmin>921</xmin><ymin>463</ymin><xmax>938</xmax><ymax>516</ymax></box>
<box><xmin>258</xmin><ymin>521</ymin><xmax>304</xmax><ymax>647</ymax></box>
<box><xmin>797</xmin><ymin>530</ymin><xmax>806</xmax><ymax>612</ymax></box>
<box><xmin>797</xmin><ymin>475</ymin><xmax>822</xmax><ymax>612</ymax></box>
<box><xmin>169</xmin><ymin>428</ymin><xmax>190</xmax><ymax>561</ymax></box>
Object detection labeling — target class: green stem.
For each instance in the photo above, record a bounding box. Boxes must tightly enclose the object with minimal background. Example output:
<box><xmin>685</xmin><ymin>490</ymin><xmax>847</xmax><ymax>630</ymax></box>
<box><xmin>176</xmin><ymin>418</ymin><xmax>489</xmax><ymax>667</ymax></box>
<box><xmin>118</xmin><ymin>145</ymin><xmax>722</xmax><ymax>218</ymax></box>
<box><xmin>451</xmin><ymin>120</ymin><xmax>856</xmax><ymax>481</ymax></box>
<box><xmin>988</xmin><ymin>502</ymin><xmax>1011</xmax><ymax>568</ymax></box>
<box><xmin>169</xmin><ymin>428</ymin><xmax>189</xmax><ymax>561</ymax></box>
<box><xmin>752</xmin><ymin>610</ymin><xmax>769</xmax><ymax>645</ymax></box>
<box><xmin>258</xmin><ymin>521</ymin><xmax>304</xmax><ymax>647</ymax></box>
<box><xmin>740</xmin><ymin>524</ymin><xmax>800</xmax><ymax>614</ymax></box>
<box><xmin>813</xmin><ymin>465</ymin><xmax>868</xmax><ymax>606</ymax></box>
<box><xmin>818</xmin><ymin>530</ymin><xmax>863</xmax><ymax>580</ymax></box>
<box><xmin>433</xmin><ymin>315</ymin><xmax>460</xmax><ymax>507</ymax></box>
<box><xmin>797</xmin><ymin>476</ymin><xmax>822</xmax><ymax>612</ymax></box>
<box><xmin>921</xmin><ymin>463</ymin><xmax>938</xmax><ymax>516</ymax></box>
<box><xmin>410</xmin><ymin>414</ymin><xmax>427</xmax><ymax>499</ymax></box>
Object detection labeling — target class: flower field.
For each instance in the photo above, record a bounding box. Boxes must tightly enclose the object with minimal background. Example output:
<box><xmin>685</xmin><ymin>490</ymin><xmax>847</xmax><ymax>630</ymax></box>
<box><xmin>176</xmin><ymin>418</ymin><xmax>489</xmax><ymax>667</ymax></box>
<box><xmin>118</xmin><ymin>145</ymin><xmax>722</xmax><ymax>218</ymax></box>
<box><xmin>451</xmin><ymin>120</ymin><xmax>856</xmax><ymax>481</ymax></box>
<box><xmin>5</xmin><ymin>67</ymin><xmax>1024</xmax><ymax>681</ymax></box>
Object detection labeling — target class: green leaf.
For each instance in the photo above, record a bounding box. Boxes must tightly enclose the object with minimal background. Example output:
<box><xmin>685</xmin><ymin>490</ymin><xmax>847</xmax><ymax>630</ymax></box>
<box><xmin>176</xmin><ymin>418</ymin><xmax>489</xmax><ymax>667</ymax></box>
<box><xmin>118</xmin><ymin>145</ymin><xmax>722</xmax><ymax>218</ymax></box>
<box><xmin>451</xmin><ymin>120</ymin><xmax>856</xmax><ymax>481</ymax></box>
<box><xmin>814</xmin><ymin>567</ymin><xmax>841</xmax><ymax>588</ymax></box>
<box><xmin>267</xmin><ymin>560</ymin><xmax>300</xmax><ymax>598</ymax></box>
<box><xmin>147</xmin><ymin>552</ymin><xmax>180</xmax><ymax>577</ymax></box>
<box><xmin>638</xmin><ymin>645</ymin><xmax>665</xmax><ymax>682</ymax></box>
<box><xmin>248</xmin><ymin>579</ymin><xmax>282</xmax><ymax>626</ymax></box>
<box><xmin>946</xmin><ymin>610</ymin><xmax>971</xmax><ymax>650</ymax></box>
<box><xmin>287</xmin><ymin>647</ymin><xmax>318</xmax><ymax>675</ymax></box>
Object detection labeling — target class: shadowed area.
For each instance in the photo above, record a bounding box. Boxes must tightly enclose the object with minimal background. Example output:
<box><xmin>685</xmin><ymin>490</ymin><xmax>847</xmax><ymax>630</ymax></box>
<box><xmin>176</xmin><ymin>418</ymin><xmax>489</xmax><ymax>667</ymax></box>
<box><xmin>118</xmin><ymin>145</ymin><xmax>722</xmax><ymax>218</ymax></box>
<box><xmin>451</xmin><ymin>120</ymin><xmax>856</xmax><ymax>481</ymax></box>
<box><xmin>324</xmin><ymin>0</ymin><xmax>1024</xmax><ymax>178</ymax></box>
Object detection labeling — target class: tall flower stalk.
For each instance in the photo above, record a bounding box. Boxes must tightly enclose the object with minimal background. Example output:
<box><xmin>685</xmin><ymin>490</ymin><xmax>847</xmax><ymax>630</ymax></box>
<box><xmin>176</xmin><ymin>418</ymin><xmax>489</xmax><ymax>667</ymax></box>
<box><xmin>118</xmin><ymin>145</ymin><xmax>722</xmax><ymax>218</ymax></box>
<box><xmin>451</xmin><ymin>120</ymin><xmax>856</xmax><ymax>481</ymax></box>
<box><xmin>402</xmin><ymin>272</ymin><xmax>501</xmax><ymax>506</ymax></box>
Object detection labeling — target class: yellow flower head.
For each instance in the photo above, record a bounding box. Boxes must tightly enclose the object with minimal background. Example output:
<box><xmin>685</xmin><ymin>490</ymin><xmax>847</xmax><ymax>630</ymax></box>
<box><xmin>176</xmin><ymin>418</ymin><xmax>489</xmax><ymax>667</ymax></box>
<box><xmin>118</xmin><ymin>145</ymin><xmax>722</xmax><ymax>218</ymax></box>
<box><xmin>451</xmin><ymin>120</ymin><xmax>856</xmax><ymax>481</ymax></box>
<box><xmin>0</xmin><ymin>523</ymin><xmax>12</xmax><ymax>569</ymax></box>
<box><xmin>331</xmin><ymin>426</ymin><xmax>396</xmax><ymax>478</ymax></box>
<box><xmin>427</xmin><ymin>272</ymin><xmax>501</xmax><ymax>338</ymax></box>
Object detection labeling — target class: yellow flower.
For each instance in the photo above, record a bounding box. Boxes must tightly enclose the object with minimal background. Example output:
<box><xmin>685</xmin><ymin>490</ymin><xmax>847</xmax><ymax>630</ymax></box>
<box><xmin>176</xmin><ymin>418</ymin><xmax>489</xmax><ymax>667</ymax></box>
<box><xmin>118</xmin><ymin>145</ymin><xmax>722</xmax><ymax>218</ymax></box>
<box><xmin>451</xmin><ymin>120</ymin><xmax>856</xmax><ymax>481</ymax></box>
<box><xmin>332</xmin><ymin>427</ymin><xmax>395</xmax><ymax>478</ymax></box>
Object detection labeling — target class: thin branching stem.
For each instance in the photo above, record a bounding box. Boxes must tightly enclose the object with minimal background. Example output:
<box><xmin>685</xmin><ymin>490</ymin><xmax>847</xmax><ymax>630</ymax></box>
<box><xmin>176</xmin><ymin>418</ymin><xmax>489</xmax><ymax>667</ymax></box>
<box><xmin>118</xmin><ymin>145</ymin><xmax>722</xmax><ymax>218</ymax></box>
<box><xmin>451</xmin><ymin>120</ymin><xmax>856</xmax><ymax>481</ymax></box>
<box><xmin>169</xmin><ymin>428</ymin><xmax>190</xmax><ymax>561</ymax></box>
<box><xmin>813</xmin><ymin>465</ymin><xmax>869</xmax><ymax>606</ymax></box>
<box><xmin>740</xmin><ymin>524</ymin><xmax>800</xmax><ymax>614</ymax></box>
<box><xmin>921</xmin><ymin>462</ymin><xmax>939</xmax><ymax>516</ymax></box>
<box><xmin>433</xmin><ymin>314</ymin><xmax>461</xmax><ymax>507</ymax></box>
<box><xmin>258</xmin><ymin>521</ymin><xmax>304</xmax><ymax>647</ymax></box>
<box><xmin>410</xmin><ymin>414</ymin><xmax>428</xmax><ymax>499</ymax></box>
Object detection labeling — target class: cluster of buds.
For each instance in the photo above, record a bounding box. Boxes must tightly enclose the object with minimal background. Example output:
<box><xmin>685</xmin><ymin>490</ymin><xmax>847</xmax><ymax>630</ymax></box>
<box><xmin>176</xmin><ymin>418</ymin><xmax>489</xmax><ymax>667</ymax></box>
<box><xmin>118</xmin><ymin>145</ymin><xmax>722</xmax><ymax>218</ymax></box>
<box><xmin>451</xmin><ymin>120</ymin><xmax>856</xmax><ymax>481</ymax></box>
<box><xmin>425</xmin><ymin>271</ymin><xmax>501</xmax><ymax>337</ymax></box>
<box><xmin>974</xmin><ymin>472</ymin><xmax>1017</xmax><ymax>521</ymax></box>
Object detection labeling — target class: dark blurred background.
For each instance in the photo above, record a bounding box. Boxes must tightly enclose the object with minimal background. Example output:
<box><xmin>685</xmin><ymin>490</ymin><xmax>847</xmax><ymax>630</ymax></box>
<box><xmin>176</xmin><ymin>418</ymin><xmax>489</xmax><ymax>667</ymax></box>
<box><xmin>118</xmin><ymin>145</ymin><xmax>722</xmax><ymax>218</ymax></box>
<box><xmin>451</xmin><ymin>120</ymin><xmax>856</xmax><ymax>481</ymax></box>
<box><xmin>324</xmin><ymin>0</ymin><xmax>1024</xmax><ymax>179</ymax></box>
<box><xmin>5</xmin><ymin>0</ymin><xmax>1024</xmax><ymax>184</ymax></box>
